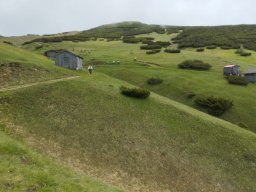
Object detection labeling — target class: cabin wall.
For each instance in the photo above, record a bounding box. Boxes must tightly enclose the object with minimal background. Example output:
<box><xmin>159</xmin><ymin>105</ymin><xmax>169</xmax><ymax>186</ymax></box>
<box><xmin>223</xmin><ymin>66</ymin><xmax>239</xmax><ymax>75</ymax></box>
<box><xmin>55</xmin><ymin>52</ymin><xmax>83</xmax><ymax>70</ymax></box>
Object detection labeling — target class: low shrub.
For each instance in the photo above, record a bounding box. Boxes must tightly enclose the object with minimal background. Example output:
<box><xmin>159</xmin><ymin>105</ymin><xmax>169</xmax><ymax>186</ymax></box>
<box><xmin>178</xmin><ymin>60</ymin><xmax>211</xmax><ymax>70</ymax></box>
<box><xmin>146</xmin><ymin>49</ymin><xmax>161</xmax><ymax>54</ymax></box>
<box><xmin>194</xmin><ymin>95</ymin><xmax>233</xmax><ymax>116</ymax></box>
<box><xmin>196</xmin><ymin>48</ymin><xmax>204</xmax><ymax>52</ymax></box>
<box><xmin>220</xmin><ymin>46</ymin><xmax>232</xmax><ymax>50</ymax></box>
<box><xmin>237</xmin><ymin>122</ymin><xmax>248</xmax><ymax>129</ymax></box>
<box><xmin>35</xmin><ymin>45</ymin><xmax>43</xmax><ymax>50</ymax></box>
<box><xmin>164</xmin><ymin>49</ymin><xmax>181</xmax><ymax>53</ymax></box>
<box><xmin>147</xmin><ymin>78</ymin><xmax>163</xmax><ymax>85</ymax></box>
<box><xmin>120</xmin><ymin>86</ymin><xmax>150</xmax><ymax>99</ymax></box>
<box><xmin>3</xmin><ymin>41</ymin><xmax>13</xmax><ymax>45</ymax></box>
<box><xmin>140</xmin><ymin>45</ymin><xmax>162</xmax><ymax>50</ymax></box>
<box><xmin>186</xmin><ymin>92</ymin><xmax>196</xmax><ymax>99</ymax></box>
<box><xmin>206</xmin><ymin>45</ymin><xmax>217</xmax><ymax>49</ymax></box>
<box><xmin>240</xmin><ymin>52</ymin><xmax>251</xmax><ymax>56</ymax></box>
<box><xmin>228</xmin><ymin>76</ymin><xmax>248</xmax><ymax>86</ymax></box>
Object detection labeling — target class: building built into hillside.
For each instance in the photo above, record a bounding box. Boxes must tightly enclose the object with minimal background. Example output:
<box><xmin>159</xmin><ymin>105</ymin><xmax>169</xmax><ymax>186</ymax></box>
<box><xmin>223</xmin><ymin>65</ymin><xmax>240</xmax><ymax>76</ymax></box>
<box><xmin>243</xmin><ymin>69</ymin><xmax>256</xmax><ymax>83</ymax></box>
<box><xmin>45</xmin><ymin>50</ymin><xmax>83</xmax><ymax>70</ymax></box>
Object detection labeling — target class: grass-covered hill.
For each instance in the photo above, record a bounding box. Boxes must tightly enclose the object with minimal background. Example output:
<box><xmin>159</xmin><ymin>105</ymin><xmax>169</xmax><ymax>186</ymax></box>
<box><xmin>1</xmin><ymin>23</ymin><xmax>256</xmax><ymax>191</ymax></box>
<box><xmin>22</xmin><ymin>22</ymin><xmax>168</xmax><ymax>44</ymax></box>
<box><xmin>18</xmin><ymin>22</ymin><xmax>256</xmax><ymax>51</ymax></box>
<box><xmin>173</xmin><ymin>25</ymin><xmax>256</xmax><ymax>50</ymax></box>
<box><xmin>0</xmin><ymin>128</ymin><xmax>121</xmax><ymax>192</ymax></box>
<box><xmin>1</xmin><ymin>73</ymin><xmax>256</xmax><ymax>192</ymax></box>
<box><xmin>23</xmin><ymin>34</ymin><xmax>256</xmax><ymax>132</ymax></box>
<box><xmin>0</xmin><ymin>41</ymin><xmax>74</xmax><ymax>88</ymax></box>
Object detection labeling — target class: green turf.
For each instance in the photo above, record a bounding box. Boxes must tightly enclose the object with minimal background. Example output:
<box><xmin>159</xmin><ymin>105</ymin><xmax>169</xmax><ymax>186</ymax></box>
<box><xmin>0</xmin><ymin>74</ymin><xmax>256</xmax><ymax>192</ymax></box>
<box><xmin>0</xmin><ymin>42</ymin><xmax>74</xmax><ymax>88</ymax></box>
<box><xmin>22</xmin><ymin>36</ymin><xmax>256</xmax><ymax>132</ymax></box>
<box><xmin>0</xmin><ymin>126</ymin><xmax>121</xmax><ymax>192</ymax></box>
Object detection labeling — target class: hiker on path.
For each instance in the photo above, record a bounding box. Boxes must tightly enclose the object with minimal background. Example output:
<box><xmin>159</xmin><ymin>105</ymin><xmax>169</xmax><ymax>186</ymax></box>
<box><xmin>88</xmin><ymin>65</ymin><xmax>93</xmax><ymax>74</ymax></box>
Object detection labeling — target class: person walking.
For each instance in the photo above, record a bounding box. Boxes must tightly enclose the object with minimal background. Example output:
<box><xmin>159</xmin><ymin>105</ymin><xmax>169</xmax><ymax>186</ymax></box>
<box><xmin>88</xmin><ymin>65</ymin><xmax>93</xmax><ymax>74</ymax></box>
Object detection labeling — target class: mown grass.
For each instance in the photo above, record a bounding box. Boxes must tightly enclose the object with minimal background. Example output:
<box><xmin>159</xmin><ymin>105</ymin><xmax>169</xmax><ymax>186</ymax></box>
<box><xmin>0</xmin><ymin>74</ymin><xmax>256</xmax><ymax>192</ymax></box>
<box><xmin>0</xmin><ymin>125</ymin><xmax>122</xmax><ymax>192</ymax></box>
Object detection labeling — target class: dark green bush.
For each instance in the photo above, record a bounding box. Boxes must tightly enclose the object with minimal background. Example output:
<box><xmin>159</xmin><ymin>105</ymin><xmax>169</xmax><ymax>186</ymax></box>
<box><xmin>196</xmin><ymin>48</ymin><xmax>204</xmax><ymax>52</ymax></box>
<box><xmin>240</xmin><ymin>52</ymin><xmax>251</xmax><ymax>56</ymax></box>
<box><xmin>186</xmin><ymin>92</ymin><xmax>196</xmax><ymax>98</ymax></box>
<box><xmin>228</xmin><ymin>76</ymin><xmax>248</xmax><ymax>86</ymax></box>
<box><xmin>220</xmin><ymin>46</ymin><xmax>232</xmax><ymax>50</ymax></box>
<box><xmin>206</xmin><ymin>45</ymin><xmax>217</xmax><ymax>49</ymax></box>
<box><xmin>195</xmin><ymin>95</ymin><xmax>233</xmax><ymax>116</ymax></box>
<box><xmin>140</xmin><ymin>45</ymin><xmax>162</xmax><ymax>50</ymax></box>
<box><xmin>164</xmin><ymin>49</ymin><xmax>181</xmax><ymax>53</ymax></box>
<box><xmin>35</xmin><ymin>45</ymin><xmax>43</xmax><ymax>50</ymax></box>
<box><xmin>147</xmin><ymin>78</ymin><xmax>163</xmax><ymax>85</ymax></box>
<box><xmin>178</xmin><ymin>60</ymin><xmax>212</xmax><ymax>70</ymax></box>
<box><xmin>237</xmin><ymin>122</ymin><xmax>248</xmax><ymax>128</ymax></box>
<box><xmin>3</xmin><ymin>41</ymin><xmax>13</xmax><ymax>45</ymax></box>
<box><xmin>146</xmin><ymin>49</ymin><xmax>161</xmax><ymax>54</ymax></box>
<box><xmin>120</xmin><ymin>86</ymin><xmax>150</xmax><ymax>99</ymax></box>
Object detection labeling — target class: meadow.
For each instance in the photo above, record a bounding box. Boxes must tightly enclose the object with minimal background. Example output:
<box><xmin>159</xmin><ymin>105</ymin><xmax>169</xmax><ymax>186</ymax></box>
<box><xmin>22</xmin><ymin>34</ymin><xmax>256</xmax><ymax>132</ymax></box>
<box><xmin>1</xmin><ymin>28</ymin><xmax>256</xmax><ymax>191</ymax></box>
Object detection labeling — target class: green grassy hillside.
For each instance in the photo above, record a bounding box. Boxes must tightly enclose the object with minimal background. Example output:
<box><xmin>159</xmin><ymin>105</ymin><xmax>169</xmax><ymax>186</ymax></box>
<box><xmin>0</xmin><ymin>73</ymin><xmax>256</xmax><ymax>192</ymax></box>
<box><xmin>23</xmin><ymin>36</ymin><xmax>256</xmax><ymax>132</ymax></box>
<box><xmin>0</xmin><ymin>42</ymin><xmax>73</xmax><ymax>88</ymax></box>
<box><xmin>0</xmin><ymin>127</ymin><xmax>121</xmax><ymax>192</ymax></box>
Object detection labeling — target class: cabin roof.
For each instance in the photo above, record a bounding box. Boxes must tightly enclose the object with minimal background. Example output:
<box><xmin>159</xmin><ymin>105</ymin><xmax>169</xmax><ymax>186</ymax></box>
<box><xmin>243</xmin><ymin>69</ymin><xmax>256</xmax><ymax>74</ymax></box>
<box><xmin>224</xmin><ymin>64</ymin><xmax>239</xmax><ymax>68</ymax></box>
<box><xmin>46</xmin><ymin>49</ymin><xmax>83</xmax><ymax>59</ymax></box>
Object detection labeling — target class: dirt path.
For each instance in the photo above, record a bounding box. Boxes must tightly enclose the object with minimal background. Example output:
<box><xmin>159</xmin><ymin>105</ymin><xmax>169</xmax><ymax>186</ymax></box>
<box><xmin>0</xmin><ymin>76</ymin><xmax>80</xmax><ymax>92</ymax></box>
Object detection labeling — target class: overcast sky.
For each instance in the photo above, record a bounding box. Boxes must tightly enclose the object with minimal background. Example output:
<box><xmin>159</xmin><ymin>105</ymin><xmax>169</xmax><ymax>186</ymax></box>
<box><xmin>1</xmin><ymin>0</ymin><xmax>256</xmax><ymax>36</ymax></box>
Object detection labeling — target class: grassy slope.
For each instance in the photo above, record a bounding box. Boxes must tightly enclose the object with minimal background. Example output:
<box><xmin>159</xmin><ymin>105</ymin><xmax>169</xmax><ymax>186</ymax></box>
<box><xmin>0</xmin><ymin>73</ymin><xmax>256</xmax><ymax>192</ymax></box>
<box><xmin>23</xmin><ymin>35</ymin><xmax>256</xmax><ymax>132</ymax></box>
<box><xmin>0</xmin><ymin>127</ymin><xmax>121</xmax><ymax>192</ymax></box>
<box><xmin>0</xmin><ymin>42</ymin><xmax>73</xmax><ymax>88</ymax></box>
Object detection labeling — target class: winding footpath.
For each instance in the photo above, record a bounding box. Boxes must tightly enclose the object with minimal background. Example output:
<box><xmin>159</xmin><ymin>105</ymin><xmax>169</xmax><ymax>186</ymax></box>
<box><xmin>0</xmin><ymin>76</ymin><xmax>80</xmax><ymax>92</ymax></box>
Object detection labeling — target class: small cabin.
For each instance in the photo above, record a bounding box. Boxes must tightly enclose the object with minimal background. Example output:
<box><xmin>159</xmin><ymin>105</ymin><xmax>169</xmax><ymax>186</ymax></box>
<box><xmin>223</xmin><ymin>65</ymin><xmax>240</xmax><ymax>76</ymax></box>
<box><xmin>45</xmin><ymin>50</ymin><xmax>83</xmax><ymax>70</ymax></box>
<box><xmin>243</xmin><ymin>69</ymin><xmax>256</xmax><ymax>83</ymax></box>
<box><xmin>55</xmin><ymin>50</ymin><xmax>83</xmax><ymax>70</ymax></box>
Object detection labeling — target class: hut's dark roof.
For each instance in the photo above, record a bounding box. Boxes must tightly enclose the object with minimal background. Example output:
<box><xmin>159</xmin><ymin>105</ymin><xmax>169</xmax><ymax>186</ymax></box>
<box><xmin>243</xmin><ymin>69</ymin><xmax>256</xmax><ymax>74</ymax></box>
<box><xmin>55</xmin><ymin>50</ymin><xmax>83</xmax><ymax>59</ymax></box>
<box><xmin>224</xmin><ymin>64</ymin><xmax>239</xmax><ymax>68</ymax></box>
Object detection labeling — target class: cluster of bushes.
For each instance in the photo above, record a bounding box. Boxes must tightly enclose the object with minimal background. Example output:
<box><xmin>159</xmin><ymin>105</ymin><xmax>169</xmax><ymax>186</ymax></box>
<box><xmin>146</xmin><ymin>49</ymin><xmax>161</xmax><ymax>54</ymax></box>
<box><xmin>24</xmin><ymin>22</ymin><xmax>166</xmax><ymax>45</ymax></box>
<box><xmin>164</xmin><ymin>49</ymin><xmax>181</xmax><ymax>53</ymax></box>
<box><xmin>194</xmin><ymin>95</ymin><xmax>233</xmax><ymax>116</ymax></box>
<box><xmin>147</xmin><ymin>78</ymin><xmax>163</xmax><ymax>85</ymax></box>
<box><xmin>240</xmin><ymin>52</ymin><xmax>252</xmax><ymax>56</ymax></box>
<box><xmin>178</xmin><ymin>60</ymin><xmax>212</xmax><ymax>70</ymax></box>
<box><xmin>206</xmin><ymin>45</ymin><xmax>217</xmax><ymax>49</ymax></box>
<box><xmin>228</xmin><ymin>76</ymin><xmax>248</xmax><ymax>86</ymax></box>
<box><xmin>120</xmin><ymin>86</ymin><xmax>150</xmax><ymax>99</ymax></box>
<box><xmin>196</xmin><ymin>48</ymin><xmax>205</xmax><ymax>52</ymax></box>
<box><xmin>235</xmin><ymin>45</ymin><xmax>252</xmax><ymax>56</ymax></box>
<box><xmin>220</xmin><ymin>46</ymin><xmax>232</xmax><ymax>50</ymax></box>
<box><xmin>140</xmin><ymin>45</ymin><xmax>162</xmax><ymax>50</ymax></box>
<box><xmin>23</xmin><ymin>35</ymin><xmax>90</xmax><ymax>45</ymax></box>
<box><xmin>173</xmin><ymin>25</ymin><xmax>256</xmax><ymax>50</ymax></box>
<box><xmin>35</xmin><ymin>45</ymin><xmax>43</xmax><ymax>50</ymax></box>
<box><xmin>3</xmin><ymin>41</ymin><xmax>13</xmax><ymax>45</ymax></box>
<box><xmin>123</xmin><ymin>36</ymin><xmax>154</xmax><ymax>44</ymax></box>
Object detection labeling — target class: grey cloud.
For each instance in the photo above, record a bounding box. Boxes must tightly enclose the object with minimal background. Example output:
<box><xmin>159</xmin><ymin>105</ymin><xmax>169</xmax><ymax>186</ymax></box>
<box><xmin>0</xmin><ymin>0</ymin><xmax>255</xmax><ymax>36</ymax></box>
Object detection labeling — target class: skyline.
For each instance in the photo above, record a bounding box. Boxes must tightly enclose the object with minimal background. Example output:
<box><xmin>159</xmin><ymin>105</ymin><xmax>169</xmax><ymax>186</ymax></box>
<box><xmin>1</xmin><ymin>0</ymin><xmax>256</xmax><ymax>36</ymax></box>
